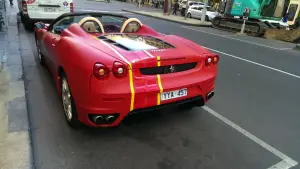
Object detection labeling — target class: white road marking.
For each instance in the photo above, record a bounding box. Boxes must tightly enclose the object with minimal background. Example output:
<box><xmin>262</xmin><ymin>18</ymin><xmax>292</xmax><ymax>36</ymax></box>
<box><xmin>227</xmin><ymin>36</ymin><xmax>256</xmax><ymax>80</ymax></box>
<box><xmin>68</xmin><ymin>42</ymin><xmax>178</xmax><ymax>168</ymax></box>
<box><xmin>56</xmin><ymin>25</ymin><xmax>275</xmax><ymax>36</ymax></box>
<box><xmin>268</xmin><ymin>160</ymin><xmax>295</xmax><ymax>169</ymax></box>
<box><xmin>182</xmin><ymin>26</ymin><xmax>293</xmax><ymax>51</ymax></box>
<box><xmin>202</xmin><ymin>106</ymin><xmax>298</xmax><ymax>169</ymax></box>
<box><xmin>279</xmin><ymin>48</ymin><xmax>294</xmax><ymax>50</ymax></box>
<box><xmin>203</xmin><ymin>46</ymin><xmax>300</xmax><ymax>79</ymax></box>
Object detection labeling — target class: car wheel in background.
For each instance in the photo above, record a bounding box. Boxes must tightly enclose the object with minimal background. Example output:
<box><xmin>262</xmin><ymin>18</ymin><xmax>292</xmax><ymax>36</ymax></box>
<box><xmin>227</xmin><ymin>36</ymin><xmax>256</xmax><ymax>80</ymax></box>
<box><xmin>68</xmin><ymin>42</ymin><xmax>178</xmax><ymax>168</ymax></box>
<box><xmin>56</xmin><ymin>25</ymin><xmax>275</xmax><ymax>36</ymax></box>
<box><xmin>205</xmin><ymin>15</ymin><xmax>209</xmax><ymax>21</ymax></box>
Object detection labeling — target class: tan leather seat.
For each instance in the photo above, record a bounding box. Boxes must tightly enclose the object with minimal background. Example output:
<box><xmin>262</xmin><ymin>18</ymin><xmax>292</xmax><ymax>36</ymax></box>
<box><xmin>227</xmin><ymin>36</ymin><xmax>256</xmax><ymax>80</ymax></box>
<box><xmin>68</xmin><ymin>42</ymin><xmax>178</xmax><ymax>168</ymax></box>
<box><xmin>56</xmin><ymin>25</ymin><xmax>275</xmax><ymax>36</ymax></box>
<box><xmin>78</xmin><ymin>16</ymin><xmax>105</xmax><ymax>33</ymax></box>
<box><xmin>120</xmin><ymin>18</ymin><xmax>142</xmax><ymax>33</ymax></box>
<box><xmin>82</xmin><ymin>21</ymin><xmax>98</xmax><ymax>32</ymax></box>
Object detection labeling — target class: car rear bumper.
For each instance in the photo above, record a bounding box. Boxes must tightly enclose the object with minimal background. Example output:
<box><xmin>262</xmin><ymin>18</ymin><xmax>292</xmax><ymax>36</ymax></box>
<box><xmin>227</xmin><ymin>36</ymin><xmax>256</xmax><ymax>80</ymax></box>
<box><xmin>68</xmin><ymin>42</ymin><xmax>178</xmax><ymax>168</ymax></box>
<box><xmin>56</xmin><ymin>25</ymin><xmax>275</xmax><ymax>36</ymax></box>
<box><xmin>77</xmin><ymin>94</ymin><xmax>209</xmax><ymax>127</ymax></box>
<box><xmin>22</xmin><ymin>13</ymin><xmax>55</xmax><ymax>23</ymax></box>
<box><xmin>22</xmin><ymin>11</ymin><xmax>68</xmax><ymax>22</ymax></box>
<box><xmin>76</xmin><ymin>77</ymin><xmax>216</xmax><ymax>127</ymax></box>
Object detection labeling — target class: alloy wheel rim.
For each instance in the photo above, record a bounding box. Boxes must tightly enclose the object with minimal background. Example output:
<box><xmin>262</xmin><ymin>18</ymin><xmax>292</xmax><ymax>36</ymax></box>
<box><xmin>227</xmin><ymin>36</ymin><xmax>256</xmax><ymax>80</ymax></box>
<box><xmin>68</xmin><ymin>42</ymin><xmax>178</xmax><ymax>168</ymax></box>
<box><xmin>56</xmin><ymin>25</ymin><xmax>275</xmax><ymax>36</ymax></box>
<box><xmin>62</xmin><ymin>78</ymin><xmax>72</xmax><ymax>121</ymax></box>
<box><xmin>36</xmin><ymin>40</ymin><xmax>42</xmax><ymax>61</ymax></box>
<box><xmin>38</xmin><ymin>48</ymin><xmax>42</xmax><ymax>61</ymax></box>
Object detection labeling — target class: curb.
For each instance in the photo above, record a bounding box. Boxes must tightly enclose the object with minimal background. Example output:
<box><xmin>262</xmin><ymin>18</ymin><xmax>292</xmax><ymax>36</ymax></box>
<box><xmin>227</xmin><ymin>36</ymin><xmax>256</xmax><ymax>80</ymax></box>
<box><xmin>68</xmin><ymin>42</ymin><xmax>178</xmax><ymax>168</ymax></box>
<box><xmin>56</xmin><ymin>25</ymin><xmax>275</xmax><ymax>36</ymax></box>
<box><xmin>122</xmin><ymin>9</ymin><xmax>212</xmax><ymax>27</ymax></box>
<box><xmin>0</xmin><ymin>5</ymin><xmax>33</xmax><ymax>169</ymax></box>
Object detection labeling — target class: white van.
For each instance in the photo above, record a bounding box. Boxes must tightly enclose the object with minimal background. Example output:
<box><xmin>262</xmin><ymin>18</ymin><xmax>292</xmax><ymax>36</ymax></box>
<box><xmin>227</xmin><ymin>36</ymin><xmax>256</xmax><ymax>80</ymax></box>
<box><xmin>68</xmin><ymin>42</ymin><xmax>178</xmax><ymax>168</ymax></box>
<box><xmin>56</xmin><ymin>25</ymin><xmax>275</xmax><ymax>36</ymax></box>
<box><xmin>18</xmin><ymin>0</ymin><xmax>73</xmax><ymax>27</ymax></box>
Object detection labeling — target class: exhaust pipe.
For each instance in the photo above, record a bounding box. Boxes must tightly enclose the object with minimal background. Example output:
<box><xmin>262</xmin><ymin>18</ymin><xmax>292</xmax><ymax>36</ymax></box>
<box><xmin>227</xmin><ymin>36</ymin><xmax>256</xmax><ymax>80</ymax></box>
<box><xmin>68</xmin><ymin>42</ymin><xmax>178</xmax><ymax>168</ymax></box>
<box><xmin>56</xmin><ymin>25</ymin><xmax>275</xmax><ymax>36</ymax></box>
<box><xmin>106</xmin><ymin>115</ymin><xmax>115</xmax><ymax>123</ymax></box>
<box><xmin>93</xmin><ymin>116</ymin><xmax>104</xmax><ymax>124</ymax></box>
<box><xmin>206</xmin><ymin>91</ymin><xmax>214</xmax><ymax>100</ymax></box>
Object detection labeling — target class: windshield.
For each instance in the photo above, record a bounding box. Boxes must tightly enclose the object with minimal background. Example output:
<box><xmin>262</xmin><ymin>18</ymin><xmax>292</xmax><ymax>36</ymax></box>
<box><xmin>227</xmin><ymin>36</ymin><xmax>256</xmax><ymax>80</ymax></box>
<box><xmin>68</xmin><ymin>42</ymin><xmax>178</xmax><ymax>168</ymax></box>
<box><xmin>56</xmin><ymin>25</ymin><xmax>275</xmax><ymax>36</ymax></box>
<box><xmin>206</xmin><ymin>7</ymin><xmax>215</xmax><ymax>11</ymax></box>
<box><xmin>51</xmin><ymin>14</ymin><xmax>127</xmax><ymax>33</ymax></box>
<box><xmin>287</xmin><ymin>4</ymin><xmax>298</xmax><ymax>21</ymax></box>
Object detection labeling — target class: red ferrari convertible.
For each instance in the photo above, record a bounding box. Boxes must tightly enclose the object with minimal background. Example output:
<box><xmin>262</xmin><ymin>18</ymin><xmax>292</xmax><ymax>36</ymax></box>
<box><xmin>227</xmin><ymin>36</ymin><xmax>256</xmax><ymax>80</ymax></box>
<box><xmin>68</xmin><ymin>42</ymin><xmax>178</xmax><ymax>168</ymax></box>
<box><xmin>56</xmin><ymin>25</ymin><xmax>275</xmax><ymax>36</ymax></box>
<box><xmin>34</xmin><ymin>12</ymin><xmax>219</xmax><ymax>128</ymax></box>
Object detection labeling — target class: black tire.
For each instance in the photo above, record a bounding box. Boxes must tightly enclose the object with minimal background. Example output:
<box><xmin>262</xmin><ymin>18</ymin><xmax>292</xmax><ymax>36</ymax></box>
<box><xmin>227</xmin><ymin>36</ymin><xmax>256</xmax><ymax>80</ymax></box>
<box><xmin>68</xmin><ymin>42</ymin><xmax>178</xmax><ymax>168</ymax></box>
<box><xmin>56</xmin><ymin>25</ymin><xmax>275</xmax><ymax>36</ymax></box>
<box><xmin>35</xmin><ymin>37</ymin><xmax>45</xmax><ymax>65</ymax></box>
<box><xmin>205</xmin><ymin>15</ymin><xmax>209</xmax><ymax>21</ymax></box>
<box><xmin>60</xmin><ymin>72</ymin><xmax>81</xmax><ymax>128</ymax></box>
<box><xmin>187</xmin><ymin>13</ymin><xmax>191</xmax><ymax>18</ymax></box>
<box><xmin>21</xmin><ymin>13</ymin><xmax>33</xmax><ymax>30</ymax></box>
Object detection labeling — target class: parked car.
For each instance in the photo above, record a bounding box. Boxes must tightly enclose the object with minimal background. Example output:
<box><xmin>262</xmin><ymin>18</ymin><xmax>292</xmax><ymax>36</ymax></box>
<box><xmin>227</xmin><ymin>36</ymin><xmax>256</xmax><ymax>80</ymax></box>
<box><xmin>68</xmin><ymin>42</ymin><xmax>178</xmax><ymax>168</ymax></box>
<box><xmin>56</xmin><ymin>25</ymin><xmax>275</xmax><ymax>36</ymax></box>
<box><xmin>187</xmin><ymin>5</ymin><xmax>219</xmax><ymax>21</ymax></box>
<box><xmin>18</xmin><ymin>0</ymin><xmax>74</xmax><ymax>28</ymax></box>
<box><xmin>179</xmin><ymin>0</ymin><xmax>204</xmax><ymax>16</ymax></box>
<box><xmin>34</xmin><ymin>12</ymin><xmax>219</xmax><ymax>128</ymax></box>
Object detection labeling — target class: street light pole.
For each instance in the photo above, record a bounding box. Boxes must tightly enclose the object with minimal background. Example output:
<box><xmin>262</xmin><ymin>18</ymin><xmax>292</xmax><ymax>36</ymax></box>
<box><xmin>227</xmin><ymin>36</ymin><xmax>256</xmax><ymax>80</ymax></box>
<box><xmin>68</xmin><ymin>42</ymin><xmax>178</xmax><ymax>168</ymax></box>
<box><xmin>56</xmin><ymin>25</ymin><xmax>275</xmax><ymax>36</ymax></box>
<box><xmin>201</xmin><ymin>0</ymin><xmax>208</xmax><ymax>23</ymax></box>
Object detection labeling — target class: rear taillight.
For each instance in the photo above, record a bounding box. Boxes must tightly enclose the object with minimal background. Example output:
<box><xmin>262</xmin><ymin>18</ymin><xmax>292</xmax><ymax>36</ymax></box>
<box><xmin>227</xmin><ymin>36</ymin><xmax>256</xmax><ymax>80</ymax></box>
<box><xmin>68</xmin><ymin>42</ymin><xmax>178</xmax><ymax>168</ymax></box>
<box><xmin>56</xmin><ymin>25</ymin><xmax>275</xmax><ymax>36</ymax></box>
<box><xmin>70</xmin><ymin>2</ymin><xmax>73</xmax><ymax>12</ymax></box>
<box><xmin>112</xmin><ymin>61</ymin><xmax>127</xmax><ymax>78</ymax></box>
<box><xmin>93</xmin><ymin>63</ymin><xmax>109</xmax><ymax>79</ymax></box>
<box><xmin>26</xmin><ymin>0</ymin><xmax>35</xmax><ymax>4</ymax></box>
<box><xmin>205</xmin><ymin>54</ymin><xmax>219</xmax><ymax>66</ymax></box>
<box><xmin>212</xmin><ymin>55</ymin><xmax>219</xmax><ymax>64</ymax></box>
<box><xmin>22</xmin><ymin>0</ymin><xmax>27</xmax><ymax>12</ymax></box>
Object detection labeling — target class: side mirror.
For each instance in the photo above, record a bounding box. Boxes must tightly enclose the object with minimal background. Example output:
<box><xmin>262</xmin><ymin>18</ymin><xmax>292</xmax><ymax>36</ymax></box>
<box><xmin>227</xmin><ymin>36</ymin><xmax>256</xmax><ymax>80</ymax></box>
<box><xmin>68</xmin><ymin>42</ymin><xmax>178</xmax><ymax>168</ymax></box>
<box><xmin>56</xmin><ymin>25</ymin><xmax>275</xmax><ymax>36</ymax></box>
<box><xmin>34</xmin><ymin>22</ymin><xmax>47</xmax><ymax>29</ymax></box>
<box><xmin>54</xmin><ymin>26</ymin><xmax>64</xmax><ymax>35</ymax></box>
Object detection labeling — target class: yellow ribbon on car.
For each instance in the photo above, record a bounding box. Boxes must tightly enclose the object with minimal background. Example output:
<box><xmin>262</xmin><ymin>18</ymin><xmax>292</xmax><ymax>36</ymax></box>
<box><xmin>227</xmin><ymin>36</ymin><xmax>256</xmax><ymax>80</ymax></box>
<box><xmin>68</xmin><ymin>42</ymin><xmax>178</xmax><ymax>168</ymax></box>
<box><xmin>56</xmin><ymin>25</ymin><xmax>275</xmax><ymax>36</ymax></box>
<box><xmin>156</xmin><ymin>56</ymin><xmax>163</xmax><ymax>105</ymax></box>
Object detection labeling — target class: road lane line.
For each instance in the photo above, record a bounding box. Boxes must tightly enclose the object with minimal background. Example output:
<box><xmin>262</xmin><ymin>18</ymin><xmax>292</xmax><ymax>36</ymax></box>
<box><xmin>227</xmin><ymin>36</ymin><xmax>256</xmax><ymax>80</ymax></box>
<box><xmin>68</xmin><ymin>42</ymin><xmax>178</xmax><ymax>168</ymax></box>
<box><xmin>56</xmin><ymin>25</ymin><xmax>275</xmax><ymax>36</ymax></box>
<box><xmin>279</xmin><ymin>48</ymin><xmax>294</xmax><ymax>50</ymax></box>
<box><xmin>268</xmin><ymin>160</ymin><xmax>294</xmax><ymax>169</ymax></box>
<box><xmin>182</xmin><ymin>26</ymin><xmax>292</xmax><ymax>50</ymax></box>
<box><xmin>203</xmin><ymin>46</ymin><xmax>300</xmax><ymax>79</ymax></box>
<box><xmin>202</xmin><ymin>106</ymin><xmax>298</xmax><ymax>169</ymax></box>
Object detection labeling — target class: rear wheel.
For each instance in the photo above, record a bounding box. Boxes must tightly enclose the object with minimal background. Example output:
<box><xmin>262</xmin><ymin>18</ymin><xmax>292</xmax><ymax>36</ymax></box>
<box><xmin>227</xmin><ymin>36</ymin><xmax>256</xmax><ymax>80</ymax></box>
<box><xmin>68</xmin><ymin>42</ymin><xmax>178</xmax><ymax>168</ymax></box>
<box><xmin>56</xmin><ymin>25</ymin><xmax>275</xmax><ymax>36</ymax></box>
<box><xmin>60</xmin><ymin>72</ymin><xmax>81</xmax><ymax>128</ymax></box>
<box><xmin>21</xmin><ymin>13</ymin><xmax>33</xmax><ymax>30</ymax></box>
<box><xmin>187</xmin><ymin>13</ymin><xmax>191</xmax><ymax>18</ymax></box>
<box><xmin>205</xmin><ymin>15</ymin><xmax>209</xmax><ymax>21</ymax></box>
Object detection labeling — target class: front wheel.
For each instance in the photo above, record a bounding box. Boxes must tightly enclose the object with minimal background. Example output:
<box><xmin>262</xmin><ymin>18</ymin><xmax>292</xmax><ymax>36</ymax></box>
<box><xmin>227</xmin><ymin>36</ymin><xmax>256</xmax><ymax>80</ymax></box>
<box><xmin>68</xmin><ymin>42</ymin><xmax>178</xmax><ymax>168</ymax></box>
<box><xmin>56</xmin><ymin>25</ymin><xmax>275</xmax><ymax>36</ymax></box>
<box><xmin>36</xmin><ymin>38</ymin><xmax>45</xmax><ymax>65</ymax></box>
<box><xmin>60</xmin><ymin>73</ymin><xmax>81</xmax><ymax>128</ymax></box>
<box><xmin>187</xmin><ymin>13</ymin><xmax>191</xmax><ymax>18</ymax></box>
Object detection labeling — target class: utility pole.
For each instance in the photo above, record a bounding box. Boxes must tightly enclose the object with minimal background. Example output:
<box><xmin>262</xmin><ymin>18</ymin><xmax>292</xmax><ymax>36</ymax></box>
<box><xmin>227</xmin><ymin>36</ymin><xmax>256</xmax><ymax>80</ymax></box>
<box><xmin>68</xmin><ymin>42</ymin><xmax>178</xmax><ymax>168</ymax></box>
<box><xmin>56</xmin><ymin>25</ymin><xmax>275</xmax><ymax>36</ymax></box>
<box><xmin>201</xmin><ymin>0</ymin><xmax>208</xmax><ymax>23</ymax></box>
<box><xmin>184</xmin><ymin>0</ymin><xmax>190</xmax><ymax>19</ymax></box>
<box><xmin>163</xmin><ymin>0</ymin><xmax>169</xmax><ymax>14</ymax></box>
<box><xmin>168</xmin><ymin>0</ymin><xmax>171</xmax><ymax>15</ymax></box>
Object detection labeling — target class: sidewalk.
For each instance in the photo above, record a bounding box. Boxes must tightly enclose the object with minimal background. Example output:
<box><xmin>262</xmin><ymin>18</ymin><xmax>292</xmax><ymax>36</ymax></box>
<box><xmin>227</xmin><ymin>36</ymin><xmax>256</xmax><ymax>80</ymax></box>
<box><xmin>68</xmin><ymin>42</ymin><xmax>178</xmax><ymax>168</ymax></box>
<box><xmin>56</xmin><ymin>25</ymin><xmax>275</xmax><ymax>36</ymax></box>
<box><xmin>122</xmin><ymin>9</ymin><xmax>212</xmax><ymax>27</ymax></box>
<box><xmin>0</xmin><ymin>0</ymin><xmax>32</xmax><ymax>168</ymax></box>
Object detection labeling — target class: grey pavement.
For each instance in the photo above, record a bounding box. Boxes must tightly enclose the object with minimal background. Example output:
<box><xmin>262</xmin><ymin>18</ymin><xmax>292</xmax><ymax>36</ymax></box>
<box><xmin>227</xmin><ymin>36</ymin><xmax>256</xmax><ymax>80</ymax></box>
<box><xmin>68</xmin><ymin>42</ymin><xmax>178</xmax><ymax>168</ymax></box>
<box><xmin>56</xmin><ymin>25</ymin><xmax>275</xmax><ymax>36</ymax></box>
<box><xmin>0</xmin><ymin>0</ymin><xmax>32</xmax><ymax>168</ymax></box>
<box><xmin>6</xmin><ymin>0</ymin><xmax>300</xmax><ymax>169</ymax></box>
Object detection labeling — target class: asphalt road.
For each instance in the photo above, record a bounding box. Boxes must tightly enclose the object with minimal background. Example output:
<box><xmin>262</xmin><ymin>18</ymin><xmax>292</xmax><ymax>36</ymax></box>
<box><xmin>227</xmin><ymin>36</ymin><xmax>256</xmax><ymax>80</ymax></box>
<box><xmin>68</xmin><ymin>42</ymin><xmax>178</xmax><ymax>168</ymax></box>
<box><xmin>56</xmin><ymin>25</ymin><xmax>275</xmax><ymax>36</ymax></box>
<box><xmin>20</xmin><ymin>1</ymin><xmax>300</xmax><ymax>169</ymax></box>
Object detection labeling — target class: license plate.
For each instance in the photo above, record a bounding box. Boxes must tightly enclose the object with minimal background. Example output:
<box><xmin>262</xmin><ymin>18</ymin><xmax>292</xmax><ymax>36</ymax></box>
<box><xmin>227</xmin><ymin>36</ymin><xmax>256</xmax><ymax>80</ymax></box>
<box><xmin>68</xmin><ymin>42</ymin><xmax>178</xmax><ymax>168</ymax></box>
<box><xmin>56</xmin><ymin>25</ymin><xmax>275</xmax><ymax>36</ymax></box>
<box><xmin>43</xmin><ymin>8</ymin><xmax>56</xmax><ymax>12</ymax></box>
<box><xmin>161</xmin><ymin>88</ymin><xmax>187</xmax><ymax>101</ymax></box>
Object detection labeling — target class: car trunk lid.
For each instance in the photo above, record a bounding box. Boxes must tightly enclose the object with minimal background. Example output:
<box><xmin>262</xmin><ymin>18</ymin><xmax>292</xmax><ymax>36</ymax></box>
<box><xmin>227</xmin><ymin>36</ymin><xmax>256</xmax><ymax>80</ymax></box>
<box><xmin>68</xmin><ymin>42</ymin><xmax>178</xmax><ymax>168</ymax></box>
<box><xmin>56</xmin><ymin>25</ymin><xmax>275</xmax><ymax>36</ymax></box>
<box><xmin>97</xmin><ymin>34</ymin><xmax>204</xmax><ymax>72</ymax></box>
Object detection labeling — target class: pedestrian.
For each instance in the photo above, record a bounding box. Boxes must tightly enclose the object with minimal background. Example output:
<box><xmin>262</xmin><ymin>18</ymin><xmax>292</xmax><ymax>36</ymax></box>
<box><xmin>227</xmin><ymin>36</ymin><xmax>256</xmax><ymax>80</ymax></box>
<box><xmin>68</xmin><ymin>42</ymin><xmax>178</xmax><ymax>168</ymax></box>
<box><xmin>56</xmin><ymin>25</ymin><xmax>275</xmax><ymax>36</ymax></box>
<box><xmin>9</xmin><ymin>0</ymin><xmax>13</xmax><ymax>5</ymax></box>
<box><xmin>172</xmin><ymin>0</ymin><xmax>179</xmax><ymax>15</ymax></box>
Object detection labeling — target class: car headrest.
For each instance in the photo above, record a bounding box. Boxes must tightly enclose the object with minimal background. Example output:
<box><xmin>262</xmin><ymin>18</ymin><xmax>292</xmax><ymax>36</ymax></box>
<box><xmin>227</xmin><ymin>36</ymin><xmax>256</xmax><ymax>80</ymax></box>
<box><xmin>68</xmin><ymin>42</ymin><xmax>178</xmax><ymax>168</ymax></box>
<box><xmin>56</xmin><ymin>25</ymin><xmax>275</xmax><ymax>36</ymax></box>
<box><xmin>120</xmin><ymin>18</ymin><xmax>143</xmax><ymax>33</ymax></box>
<box><xmin>82</xmin><ymin>21</ymin><xmax>100</xmax><ymax>32</ymax></box>
<box><xmin>78</xmin><ymin>16</ymin><xmax>105</xmax><ymax>33</ymax></box>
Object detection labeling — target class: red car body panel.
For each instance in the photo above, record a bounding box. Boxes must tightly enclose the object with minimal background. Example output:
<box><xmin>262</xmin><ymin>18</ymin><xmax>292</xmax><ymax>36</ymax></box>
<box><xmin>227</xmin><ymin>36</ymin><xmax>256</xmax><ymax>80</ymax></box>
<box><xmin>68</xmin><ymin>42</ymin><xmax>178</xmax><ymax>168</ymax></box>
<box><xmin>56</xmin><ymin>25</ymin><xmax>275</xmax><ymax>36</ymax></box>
<box><xmin>34</xmin><ymin>15</ymin><xmax>218</xmax><ymax>127</ymax></box>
